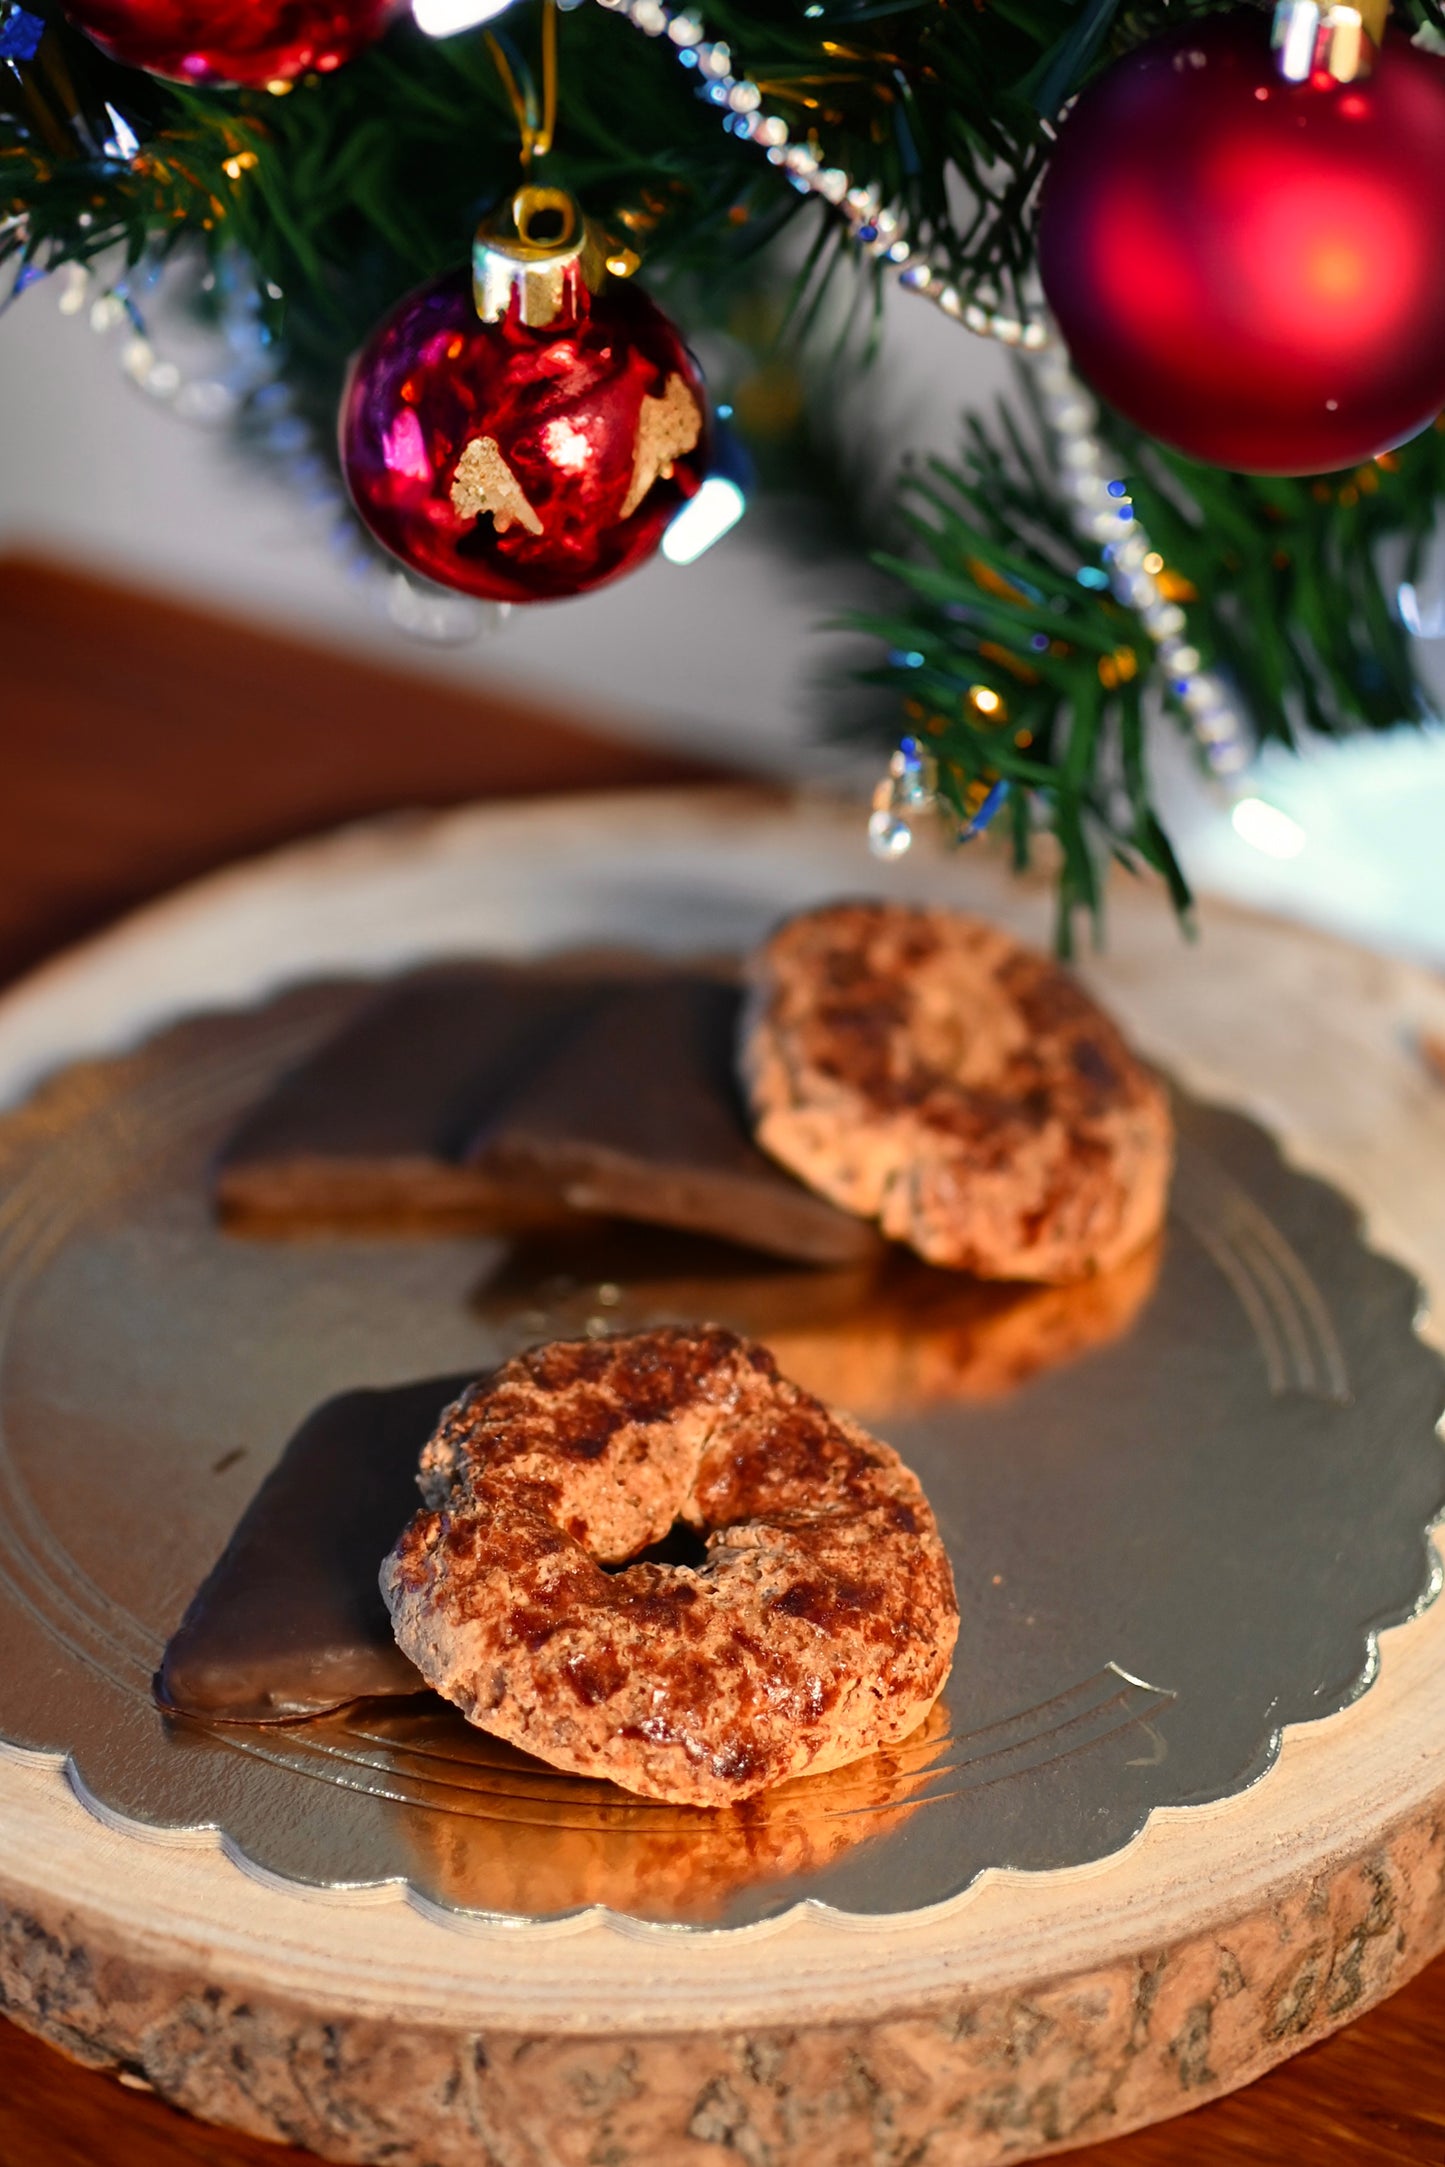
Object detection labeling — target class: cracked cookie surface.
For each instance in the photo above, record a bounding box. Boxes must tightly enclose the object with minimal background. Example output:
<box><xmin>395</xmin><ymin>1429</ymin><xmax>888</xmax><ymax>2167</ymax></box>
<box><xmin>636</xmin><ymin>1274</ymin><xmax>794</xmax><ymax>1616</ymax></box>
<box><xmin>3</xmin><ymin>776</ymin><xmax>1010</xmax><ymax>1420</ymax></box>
<box><xmin>381</xmin><ymin>1325</ymin><xmax>957</xmax><ymax>1807</ymax></box>
<box><xmin>740</xmin><ymin>900</ymin><xmax>1173</xmax><ymax>1282</ymax></box>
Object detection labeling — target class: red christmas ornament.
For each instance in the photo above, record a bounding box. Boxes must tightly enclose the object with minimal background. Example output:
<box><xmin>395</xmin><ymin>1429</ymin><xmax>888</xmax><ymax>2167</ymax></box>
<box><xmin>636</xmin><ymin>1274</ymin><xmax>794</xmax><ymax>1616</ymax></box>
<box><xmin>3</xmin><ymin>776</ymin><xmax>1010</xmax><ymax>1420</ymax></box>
<box><xmin>1037</xmin><ymin>10</ymin><xmax>1445</xmax><ymax>474</ymax></box>
<box><xmin>341</xmin><ymin>187</ymin><xmax>709</xmax><ymax>605</ymax></box>
<box><xmin>62</xmin><ymin>0</ymin><xmax>399</xmax><ymax>87</ymax></box>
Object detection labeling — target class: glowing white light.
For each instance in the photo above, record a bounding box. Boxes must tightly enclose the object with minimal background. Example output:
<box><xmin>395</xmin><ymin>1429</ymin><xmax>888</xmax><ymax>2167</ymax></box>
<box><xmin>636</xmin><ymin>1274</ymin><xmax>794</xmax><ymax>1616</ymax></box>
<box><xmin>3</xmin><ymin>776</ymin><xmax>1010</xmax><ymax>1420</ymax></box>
<box><xmin>1399</xmin><ymin>580</ymin><xmax>1445</xmax><ymax>639</ymax></box>
<box><xmin>661</xmin><ymin>477</ymin><xmax>746</xmax><ymax>565</ymax></box>
<box><xmin>103</xmin><ymin>103</ymin><xmax>140</xmax><ymax>160</ymax></box>
<box><xmin>1272</xmin><ymin>0</ymin><xmax>1320</xmax><ymax>80</ymax></box>
<box><xmin>1231</xmin><ymin>796</ymin><xmax>1307</xmax><ymax>860</ymax></box>
<box><xmin>412</xmin><ymin>0</ymin><xmax>513</xmax><ymax>35</ymax></box>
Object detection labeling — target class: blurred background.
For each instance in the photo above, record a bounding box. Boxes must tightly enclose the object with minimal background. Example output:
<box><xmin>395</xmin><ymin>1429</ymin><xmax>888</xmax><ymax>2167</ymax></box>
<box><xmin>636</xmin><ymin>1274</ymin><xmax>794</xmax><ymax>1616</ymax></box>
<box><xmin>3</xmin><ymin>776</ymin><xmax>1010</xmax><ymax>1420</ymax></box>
<box><xmin>2</xmin><ymin>256</ymin><xmax>1443</xmax><ymax>963</ymax></box>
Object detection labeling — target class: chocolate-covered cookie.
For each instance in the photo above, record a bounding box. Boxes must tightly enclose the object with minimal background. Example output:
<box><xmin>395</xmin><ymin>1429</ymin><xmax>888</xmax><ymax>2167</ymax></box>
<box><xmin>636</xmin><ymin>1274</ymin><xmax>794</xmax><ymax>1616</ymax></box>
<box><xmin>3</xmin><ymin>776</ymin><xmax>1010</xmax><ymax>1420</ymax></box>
<box><xmin>217</xmin><ymin>960</ymin><xmax>874</xmax><ymax>1265</ymax></box>
<box><xmin>159</xmin><ymin>1374</ymin><xmax>474</xmax><ymax>1722</ymax></box>
<box><xmin>470</xmin><ymin>974</ymin><xmax>877</xmax><ymax>1264</ymax></box>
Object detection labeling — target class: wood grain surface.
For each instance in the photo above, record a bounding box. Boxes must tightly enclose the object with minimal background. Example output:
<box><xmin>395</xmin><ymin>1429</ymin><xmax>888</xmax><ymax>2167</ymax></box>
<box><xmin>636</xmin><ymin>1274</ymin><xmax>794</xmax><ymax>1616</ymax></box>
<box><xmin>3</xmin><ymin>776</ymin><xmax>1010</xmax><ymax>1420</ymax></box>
<box><xmin>0</xmin><ymin>552</ymin><xmax>727</xmax><ymax>988</ymax></box>
<box><xmin>0</xmin><ymin>553</ymin><xmax>1443</xmax><ymax>2166</ymax></box>
<box><xmin>0</xmin><ymin>1958</ymin><xmax>1441</xmax><ymax>2167</ymax></box>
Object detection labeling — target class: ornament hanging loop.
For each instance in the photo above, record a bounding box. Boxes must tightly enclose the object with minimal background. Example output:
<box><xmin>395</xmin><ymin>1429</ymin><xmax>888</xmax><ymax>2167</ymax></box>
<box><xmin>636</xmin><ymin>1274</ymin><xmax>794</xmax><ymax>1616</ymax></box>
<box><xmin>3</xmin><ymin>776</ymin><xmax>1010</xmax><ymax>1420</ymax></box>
<box><xmin>1272</xmin><ymin>0</ymin><xmax>1388</xmax><ymax>82</ymax></box>
<box><xmin>472</xmin><ymin>183</ymin><xmax>608</xmax><ymax>326</ymax></box>
<box><xmin>485</xmin><ymin>0</ymin><xmax>558</xmax><ymax>167</ymax></box>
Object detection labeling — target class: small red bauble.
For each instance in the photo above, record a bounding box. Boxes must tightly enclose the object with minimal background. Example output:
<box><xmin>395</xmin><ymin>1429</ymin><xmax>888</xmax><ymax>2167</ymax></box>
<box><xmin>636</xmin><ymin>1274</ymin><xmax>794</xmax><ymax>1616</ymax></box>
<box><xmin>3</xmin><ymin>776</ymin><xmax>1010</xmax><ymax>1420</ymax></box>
<box><xmin>1037</xmin><ymin>11</ymin><xmax>1445</xmax><ymax>474</ymax></box>
<box><xmin>341</xmin><ymin>194</ymin><xmax>708</xmax><ymax>605</ymax></box>
<box><xmin>62</xmin><ymin>0</ymin><xmax>399</xmax><ymax>86</ymax></box>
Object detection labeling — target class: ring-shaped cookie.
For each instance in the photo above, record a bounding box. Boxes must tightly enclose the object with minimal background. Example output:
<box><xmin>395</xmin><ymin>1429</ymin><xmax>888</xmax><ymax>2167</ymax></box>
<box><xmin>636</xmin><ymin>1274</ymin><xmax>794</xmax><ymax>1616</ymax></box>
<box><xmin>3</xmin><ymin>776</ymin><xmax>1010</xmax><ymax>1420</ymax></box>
<box><xmin>381</xmin><ymin>1326</ymin><xmax>958</xmax><ymax>1808</ymax></box>
<box><xmin>741</xmin><ymin>900</ymin><xmax>1174</xmax><ymax>1282</ymax></box>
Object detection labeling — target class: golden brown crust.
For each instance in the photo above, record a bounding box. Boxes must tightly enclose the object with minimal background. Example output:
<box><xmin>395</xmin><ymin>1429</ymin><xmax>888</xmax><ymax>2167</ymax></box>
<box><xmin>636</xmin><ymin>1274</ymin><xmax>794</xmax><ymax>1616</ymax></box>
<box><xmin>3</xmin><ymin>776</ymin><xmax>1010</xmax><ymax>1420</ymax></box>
<box><xmin>381</xmin><ymin>1327</ymin><xmax>958</xmax><ymax>1808</ymax></box>
<box><xmin>740</xmin><ymin>900</ymin><xmax>1173</xmax><ymax>1282</ymax></box>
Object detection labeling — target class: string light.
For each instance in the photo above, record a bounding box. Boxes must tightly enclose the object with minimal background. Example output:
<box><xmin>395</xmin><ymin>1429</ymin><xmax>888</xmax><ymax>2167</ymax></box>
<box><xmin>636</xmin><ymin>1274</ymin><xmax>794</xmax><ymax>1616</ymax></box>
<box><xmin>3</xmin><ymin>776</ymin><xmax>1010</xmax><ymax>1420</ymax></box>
<box><xmin>662</xmin><ymin>475</ymin><xmax>745</xmax><ymax>563</ymax></box>
<box><xmin>412</xmin><ymin>0</ymin><xmax>514</xmax><ymax>31</ymax></box>
<box><xmin>1231</xmin><ymin>796</ymin><xmax>1308</xmax><ymax>858</ymax></box>
<box><xmin>0</xmin><ymin>7</ymin><xmax>44</xmax><ymax>61</ymax></box>
<box><xmin>1398</xmin><ymin>579</ymin><xmax>1445</xmax><ymax>638</ymax></box>
<box><xmin>101</xmin><ymin>101</ymin><xmax>139</xmax><ymax>160</ymax></box>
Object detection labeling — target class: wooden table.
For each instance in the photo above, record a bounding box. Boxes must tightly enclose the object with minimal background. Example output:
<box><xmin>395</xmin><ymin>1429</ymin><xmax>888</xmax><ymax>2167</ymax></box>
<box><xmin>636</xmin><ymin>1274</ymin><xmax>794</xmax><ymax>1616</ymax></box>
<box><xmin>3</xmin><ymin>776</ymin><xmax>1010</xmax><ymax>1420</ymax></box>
<box><xmin>0</xmin><ymin>554</ymin><xmax>1441</xmax><ymax>2167</ymax></box>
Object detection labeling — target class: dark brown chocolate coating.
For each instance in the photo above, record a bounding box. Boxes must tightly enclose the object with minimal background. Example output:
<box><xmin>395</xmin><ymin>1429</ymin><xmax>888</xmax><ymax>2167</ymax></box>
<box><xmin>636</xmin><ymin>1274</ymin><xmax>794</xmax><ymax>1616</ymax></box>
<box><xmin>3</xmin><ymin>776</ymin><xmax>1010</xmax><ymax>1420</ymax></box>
<box><xmin>158</xmin><ymin>1374</ymin><xmax>476</xmax><ymax>1722</ymax></box>
<box><xmin>214</xmin><ymin>964</ymin><xmax>618</xmax><ymax>1231</ymax></box>
<box><xmin>215</xmin><ymin>959</ymin><xmax>875</xmax><ymax>1265</ymax></box>
<box><xmin>470</xmin><ymin>976</ymin><xmax>876</xmax><ymax>1265</ymax></box>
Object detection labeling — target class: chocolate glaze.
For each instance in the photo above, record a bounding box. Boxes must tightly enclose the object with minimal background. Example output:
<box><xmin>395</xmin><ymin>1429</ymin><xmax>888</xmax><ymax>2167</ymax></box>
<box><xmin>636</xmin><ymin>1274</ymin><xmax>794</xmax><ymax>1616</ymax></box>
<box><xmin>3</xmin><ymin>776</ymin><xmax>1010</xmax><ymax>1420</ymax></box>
<box><xmin>213</xmin><ymin>963</ymin><xmax>629</xmax><ymax>1232</ymax></box>
<box><xmin>158</xmin><ymin>1373</ymin><xmax>476</xmax><ymax>1722</ymax></box>
<box><xmin>215</xmin><ymin>958</ymin><xmax>875</xmax><ymax>1266</ymax></box>
<box><xmin>470</xmin><ymin>975</ymin><xmax>877</xmax><ymax>1265</ymax></box>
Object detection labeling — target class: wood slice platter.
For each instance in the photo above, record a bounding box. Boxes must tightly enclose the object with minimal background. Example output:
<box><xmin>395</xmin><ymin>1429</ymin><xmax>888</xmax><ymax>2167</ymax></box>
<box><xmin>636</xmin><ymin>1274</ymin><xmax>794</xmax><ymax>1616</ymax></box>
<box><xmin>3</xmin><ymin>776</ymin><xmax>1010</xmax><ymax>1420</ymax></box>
<box><xmin>0</xmin><ymin>784</ymin><xmax>1443</xmax><ymax>2165</ymax></box>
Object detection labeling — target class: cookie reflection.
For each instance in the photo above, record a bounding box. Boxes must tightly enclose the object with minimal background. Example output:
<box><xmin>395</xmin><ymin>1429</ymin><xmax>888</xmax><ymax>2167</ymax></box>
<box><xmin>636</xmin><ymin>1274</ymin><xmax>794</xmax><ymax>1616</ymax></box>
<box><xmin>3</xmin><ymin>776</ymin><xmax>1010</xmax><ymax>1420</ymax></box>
<box><xmin>335</xmin><ymin>1696</ymin><xmax>952</xmax><ymax>1924</ymax></box>
<box><xmin>473</xmin><ymin>1225</ymin><xmax>1162</xmax><ymax>1418</ymax></box>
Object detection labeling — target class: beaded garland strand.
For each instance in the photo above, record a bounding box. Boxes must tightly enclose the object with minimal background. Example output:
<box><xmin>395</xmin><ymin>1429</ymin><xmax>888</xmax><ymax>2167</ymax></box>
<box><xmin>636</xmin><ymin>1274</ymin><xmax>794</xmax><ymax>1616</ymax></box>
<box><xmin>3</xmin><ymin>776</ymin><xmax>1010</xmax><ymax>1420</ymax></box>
<box><xmin>593</xmin><ymin>0</ymin><xmax>1252</xmax><ymax>858</ymax></box>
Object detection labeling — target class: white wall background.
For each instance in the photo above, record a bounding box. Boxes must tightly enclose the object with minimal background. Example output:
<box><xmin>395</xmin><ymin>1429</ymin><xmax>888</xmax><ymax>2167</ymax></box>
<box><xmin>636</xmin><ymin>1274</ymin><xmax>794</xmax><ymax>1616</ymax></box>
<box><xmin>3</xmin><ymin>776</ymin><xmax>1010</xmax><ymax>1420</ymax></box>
<box><xmin>1</xmin><ymin>264</ymin><xmax>1441</xmax><ymax>959</ymax></box>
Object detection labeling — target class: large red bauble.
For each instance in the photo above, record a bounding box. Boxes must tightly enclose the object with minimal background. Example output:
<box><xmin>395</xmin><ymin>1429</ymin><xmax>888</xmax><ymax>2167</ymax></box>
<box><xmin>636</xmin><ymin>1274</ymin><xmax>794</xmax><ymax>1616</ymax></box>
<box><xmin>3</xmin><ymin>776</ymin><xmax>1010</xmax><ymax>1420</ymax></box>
<box><xmin>341</xmin><ymin>271</ymin><xmax>709</xmax><ymax>605</ymax></box>
<box><xmin>1037</xmin><ymin>12</ymin><xmax>1445</xmax><ymax>473</ymax></box>
<box><xmin>62</xmin><ymin>0</ymin><xmax>399</xmax><ymax>86</ymax></box>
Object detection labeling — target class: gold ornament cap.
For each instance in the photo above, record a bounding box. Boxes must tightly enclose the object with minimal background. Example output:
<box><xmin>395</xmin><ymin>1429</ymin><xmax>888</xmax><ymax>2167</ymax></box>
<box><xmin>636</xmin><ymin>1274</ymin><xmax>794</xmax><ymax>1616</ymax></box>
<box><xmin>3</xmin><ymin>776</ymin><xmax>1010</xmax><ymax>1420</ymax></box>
<box><xmin>472</xmin><ymin>185</ymin><xmax>609</xmax><ymax>330</ymax></box>
<box><xmin>1271</xmin><ymin>0</ymin><xmax>1389</xmax><ymax>82</ymax></box>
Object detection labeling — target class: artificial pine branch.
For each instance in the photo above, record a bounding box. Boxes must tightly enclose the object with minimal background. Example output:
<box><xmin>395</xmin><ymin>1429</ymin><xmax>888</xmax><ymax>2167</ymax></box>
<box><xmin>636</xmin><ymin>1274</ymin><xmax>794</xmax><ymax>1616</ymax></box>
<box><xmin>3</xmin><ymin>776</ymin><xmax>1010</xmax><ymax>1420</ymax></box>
<box><xmin>848</xmin><ymin>382</ymin><xmax>1442</xmax><ymax>942</ymax></box>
